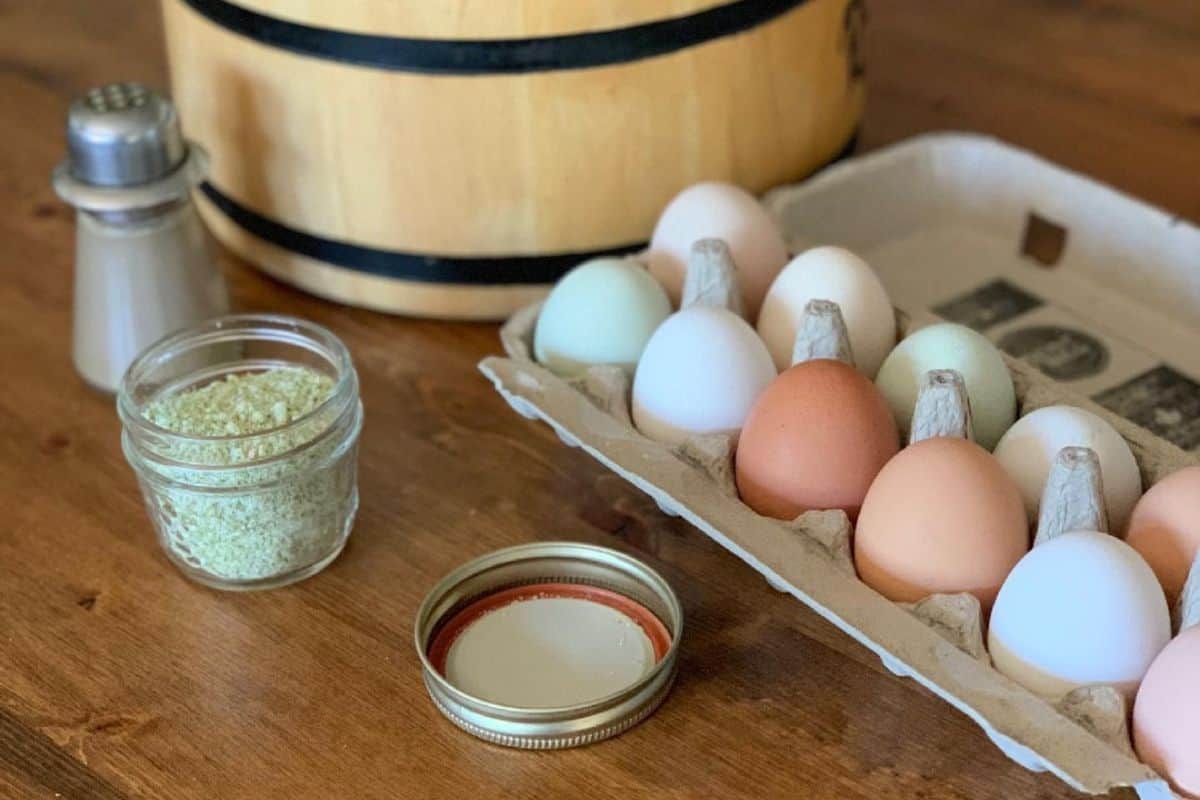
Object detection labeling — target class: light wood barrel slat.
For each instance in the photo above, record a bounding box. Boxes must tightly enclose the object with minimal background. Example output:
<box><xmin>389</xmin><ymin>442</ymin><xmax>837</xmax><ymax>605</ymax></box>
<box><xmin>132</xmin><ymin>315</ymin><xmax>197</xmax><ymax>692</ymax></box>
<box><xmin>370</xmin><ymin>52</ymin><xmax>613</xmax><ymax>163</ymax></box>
<box><xmin>164</xmin><ymin>0</ymin><xmax>864</xmax><ymax>318</ymax></box>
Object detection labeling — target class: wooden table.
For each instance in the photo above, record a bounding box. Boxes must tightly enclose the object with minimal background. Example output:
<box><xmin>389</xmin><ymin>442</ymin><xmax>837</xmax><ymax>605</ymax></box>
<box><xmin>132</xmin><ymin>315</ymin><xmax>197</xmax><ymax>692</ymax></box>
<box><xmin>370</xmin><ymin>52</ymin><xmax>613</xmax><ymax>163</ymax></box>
<box><xmin>2</xmin><ymin>2</ymin><xmax>1196</xmax><ymax>797</ymax></box>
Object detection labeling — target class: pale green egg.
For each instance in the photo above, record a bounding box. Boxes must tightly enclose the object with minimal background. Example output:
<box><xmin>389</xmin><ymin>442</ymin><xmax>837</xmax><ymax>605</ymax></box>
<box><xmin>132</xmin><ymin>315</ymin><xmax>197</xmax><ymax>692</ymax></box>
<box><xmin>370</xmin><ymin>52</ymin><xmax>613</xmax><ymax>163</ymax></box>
<box><xmin>875</xmin><ymin>322</ymin><xmax>1016</xmax><ymax>450</ymax></box>
<box><xmin>534</xmin><ymin>257</ymin><xmax>672</xmax><ymax>377</ymax></box>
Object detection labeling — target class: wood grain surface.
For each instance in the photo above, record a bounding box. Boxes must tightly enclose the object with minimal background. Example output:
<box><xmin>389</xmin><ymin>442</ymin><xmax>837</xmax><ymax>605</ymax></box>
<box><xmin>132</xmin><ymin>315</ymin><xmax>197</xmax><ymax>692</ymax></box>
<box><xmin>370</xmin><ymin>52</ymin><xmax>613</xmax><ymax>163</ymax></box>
<box><xmin>1</xmin><ymin>1</ymin><xmax>1196</xmax><ymax>798</ymax></box>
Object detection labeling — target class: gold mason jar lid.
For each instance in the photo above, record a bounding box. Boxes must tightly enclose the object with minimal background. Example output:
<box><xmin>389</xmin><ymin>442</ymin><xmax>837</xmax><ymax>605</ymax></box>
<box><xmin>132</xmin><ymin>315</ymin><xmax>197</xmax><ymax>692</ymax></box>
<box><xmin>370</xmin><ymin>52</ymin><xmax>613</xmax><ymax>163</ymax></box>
<box><xmin>414</xmin><ymin>541</ymin><xmax>683</xmax><ymax>749</ymax></box>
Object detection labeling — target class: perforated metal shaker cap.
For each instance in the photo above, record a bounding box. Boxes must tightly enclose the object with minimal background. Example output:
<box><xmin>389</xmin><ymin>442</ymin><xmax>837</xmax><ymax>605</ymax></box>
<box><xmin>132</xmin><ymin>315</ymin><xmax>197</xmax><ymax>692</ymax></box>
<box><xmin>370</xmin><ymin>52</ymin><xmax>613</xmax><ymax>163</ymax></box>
<box><xmin>66</xmin><ymin>83</ymin><xmax>186</xmax><ymax>187</ymax></box>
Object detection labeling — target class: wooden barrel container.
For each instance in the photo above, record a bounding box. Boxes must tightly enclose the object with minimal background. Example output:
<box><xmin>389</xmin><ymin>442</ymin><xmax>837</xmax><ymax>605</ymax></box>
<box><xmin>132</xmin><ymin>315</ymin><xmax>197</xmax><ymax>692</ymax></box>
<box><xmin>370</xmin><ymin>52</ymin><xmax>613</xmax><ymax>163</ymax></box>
<box><xmin>162</xmin><ymin>0</ymin><xmax>865</xmax><ymax>319</ymax></box>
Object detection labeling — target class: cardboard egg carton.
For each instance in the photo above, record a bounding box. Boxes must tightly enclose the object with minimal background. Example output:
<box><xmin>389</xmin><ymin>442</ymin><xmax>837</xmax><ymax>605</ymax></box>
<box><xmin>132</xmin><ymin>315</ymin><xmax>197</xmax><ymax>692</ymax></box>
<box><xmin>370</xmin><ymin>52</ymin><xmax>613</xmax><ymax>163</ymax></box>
<box><xmin>479</xmin><ymin>134</ymin><xmax>1200</xmax><ymax>798</ymax></box>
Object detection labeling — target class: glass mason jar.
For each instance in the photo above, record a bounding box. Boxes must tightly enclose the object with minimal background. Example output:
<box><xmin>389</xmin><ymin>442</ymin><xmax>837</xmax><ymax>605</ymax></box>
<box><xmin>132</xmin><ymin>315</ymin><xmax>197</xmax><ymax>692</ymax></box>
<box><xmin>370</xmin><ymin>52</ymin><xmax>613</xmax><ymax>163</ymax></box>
<box><xmin>117</xmin><ymin>314</ymin><xmax>363</xmax><ymax>591</ymax></box>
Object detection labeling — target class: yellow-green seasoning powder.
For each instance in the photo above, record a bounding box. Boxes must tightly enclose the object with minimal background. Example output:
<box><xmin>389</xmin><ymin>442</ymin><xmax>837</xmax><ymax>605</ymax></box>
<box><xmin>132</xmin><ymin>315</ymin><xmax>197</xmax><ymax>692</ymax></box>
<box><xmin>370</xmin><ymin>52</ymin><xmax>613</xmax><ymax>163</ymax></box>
<box><xmin>144</xmin><ymin>367</ymin><xmax>334</xmax><ymax>437</ymax></box>
<box><xmin>141</xmin><ymin>367</ymin><xmax>353</xmax><ymax>583</ymax></box>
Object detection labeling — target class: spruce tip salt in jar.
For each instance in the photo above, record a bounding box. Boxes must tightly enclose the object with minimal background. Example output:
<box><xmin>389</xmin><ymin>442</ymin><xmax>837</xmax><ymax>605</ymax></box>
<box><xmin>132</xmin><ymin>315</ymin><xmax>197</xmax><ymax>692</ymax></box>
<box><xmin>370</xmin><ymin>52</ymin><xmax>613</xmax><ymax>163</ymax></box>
<box><xmin>118</xmin><ymin>314</ymin><xmax>363</xmax><ymax>590</ymax></box>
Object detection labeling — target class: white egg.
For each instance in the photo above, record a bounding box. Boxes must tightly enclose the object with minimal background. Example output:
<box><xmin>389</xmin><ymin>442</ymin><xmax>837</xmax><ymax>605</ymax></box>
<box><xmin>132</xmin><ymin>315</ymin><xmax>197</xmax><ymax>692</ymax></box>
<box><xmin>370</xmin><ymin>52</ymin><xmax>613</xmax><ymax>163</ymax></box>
<box><xmin>756</xmin><ymin>246</ymin><xmax>896</xmax><ymax>377</ymax></box>
<box><xmin>989</xmin><ymin>531</ymin><xmax>1170</xmax><ymax>699</ymax></box>
<box><xmin>993</xmin><ymin>405</ymin><xmax>1142</xmax><ymax>530</ymax></box>
<box><xmin>632</xmin><ymin>306</ymin><xmax>776</xmax><ymax>446</ymax></box>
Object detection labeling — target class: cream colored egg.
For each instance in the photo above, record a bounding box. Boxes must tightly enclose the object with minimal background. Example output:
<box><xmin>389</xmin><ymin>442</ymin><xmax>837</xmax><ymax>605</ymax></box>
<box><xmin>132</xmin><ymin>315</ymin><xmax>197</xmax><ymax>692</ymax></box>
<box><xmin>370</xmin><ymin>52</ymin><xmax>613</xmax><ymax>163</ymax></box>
<box><xmin>993</xmin><ymin>405</ymin><xmax>1142</xmax><ymax>531</ymax></box>
<box><xmin>757</xmin><ymin>246</ymin><xmax>896</xmax><ymax>377</ymax></box>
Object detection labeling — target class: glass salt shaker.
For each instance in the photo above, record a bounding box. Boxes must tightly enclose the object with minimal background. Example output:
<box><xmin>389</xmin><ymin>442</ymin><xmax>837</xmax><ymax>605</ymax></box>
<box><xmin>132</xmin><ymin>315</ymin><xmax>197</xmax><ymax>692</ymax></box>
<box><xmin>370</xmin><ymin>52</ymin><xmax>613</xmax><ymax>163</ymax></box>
<box><xmin>52</xmin><ymin>82</ymin><xmax>229</xmax><ymax>393</ymax></box>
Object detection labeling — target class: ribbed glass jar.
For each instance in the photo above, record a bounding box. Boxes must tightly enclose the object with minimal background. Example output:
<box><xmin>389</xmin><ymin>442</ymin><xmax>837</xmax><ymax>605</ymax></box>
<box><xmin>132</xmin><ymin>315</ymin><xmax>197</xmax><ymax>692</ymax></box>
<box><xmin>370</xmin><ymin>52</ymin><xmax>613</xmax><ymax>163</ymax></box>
<box><xmin>117</xmin><ymin>314</ymin><xmax>362</xmax><ymax>591</ymax></box>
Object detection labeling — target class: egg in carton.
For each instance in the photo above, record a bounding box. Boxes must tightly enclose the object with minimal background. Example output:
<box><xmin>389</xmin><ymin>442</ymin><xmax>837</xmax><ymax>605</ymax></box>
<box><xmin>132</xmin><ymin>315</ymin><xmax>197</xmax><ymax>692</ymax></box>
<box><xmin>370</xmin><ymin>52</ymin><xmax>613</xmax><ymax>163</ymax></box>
<box><xmin>481</xmin><ymin>238</ymin><xmax>1197</xmax><ymax>798</ymax></box>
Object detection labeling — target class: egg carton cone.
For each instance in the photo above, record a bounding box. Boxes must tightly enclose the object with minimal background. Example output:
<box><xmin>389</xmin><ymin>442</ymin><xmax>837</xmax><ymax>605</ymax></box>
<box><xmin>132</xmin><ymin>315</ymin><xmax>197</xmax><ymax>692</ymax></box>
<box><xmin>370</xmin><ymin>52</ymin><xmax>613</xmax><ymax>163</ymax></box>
<box><xmin>680</xmin><ymin>238</ymin><xmax>744</xmax><ymax>317</ymax></box>
<box><xmin>791</xmin><ymin>299</ymin><xmax>854</xmax><ymax>365</ymax></box>
<box><xmin>480</xmin><ymin>134</ymin><xmax>1200</xmax><ymax>798</ymax></box>
<box><xmin>908</xmin><ymin>369</ymin><xmax>974</xmax><ymax>444</ymax></box>
<box><xmin>1034</xmin><ymin>447</ymin><xmax>1110</xmax><ymax>546</ymax></box>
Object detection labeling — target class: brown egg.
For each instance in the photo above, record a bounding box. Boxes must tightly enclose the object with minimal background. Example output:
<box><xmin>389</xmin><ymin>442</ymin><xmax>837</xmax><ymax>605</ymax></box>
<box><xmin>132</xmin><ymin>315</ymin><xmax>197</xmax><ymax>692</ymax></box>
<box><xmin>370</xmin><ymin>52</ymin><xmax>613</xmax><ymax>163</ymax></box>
<box><xmin>854</xmin><ymin>437</ymin><xmax>1029</xmax><ymax>609</ymax></box>
<box><xmin>735</xmin><ymin>359</ymin><xmax>899</xmax><ymax>520</ymax></box>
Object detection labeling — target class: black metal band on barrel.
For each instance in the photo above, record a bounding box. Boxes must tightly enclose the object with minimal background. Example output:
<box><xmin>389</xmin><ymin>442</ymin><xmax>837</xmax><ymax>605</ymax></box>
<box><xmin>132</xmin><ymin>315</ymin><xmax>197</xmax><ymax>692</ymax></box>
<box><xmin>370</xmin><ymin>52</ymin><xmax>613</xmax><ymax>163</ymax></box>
<box><xmin>179</xmin><ymin>0</ymin><xmax>811</xmax><ymax>74</ymax></box>
<box><xmin>199</xmin><ymin>133</ymin><xmax>857</xmax><ymax>287</ymax></box>
<box><xmin>199</xmin><ymin>184</ymin><xmax>642</xmax><ymax>285</ymax></box>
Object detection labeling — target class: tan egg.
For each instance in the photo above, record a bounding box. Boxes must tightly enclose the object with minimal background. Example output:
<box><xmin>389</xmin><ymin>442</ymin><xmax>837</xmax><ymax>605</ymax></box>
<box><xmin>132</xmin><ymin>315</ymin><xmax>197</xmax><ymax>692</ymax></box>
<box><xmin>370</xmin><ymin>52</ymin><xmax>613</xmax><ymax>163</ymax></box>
<box><xmin>1126</xmin><ymin>465</ymin><xmax>1200</xmax><ymax>605</ymax></box>
<box><xmin>735</xmin><ymin>359</ymin><xmax>899</xmax><ymax>521</ymax></box>
<box><xmin>855</xmin><ymin>437</ymin><xmax>1029</xmax><ymax>609</ymax></box>
<box><xmin>644</xmin><ymin>182</ymin><xmax>788</xmax><ymax>319</ymax></box>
